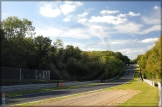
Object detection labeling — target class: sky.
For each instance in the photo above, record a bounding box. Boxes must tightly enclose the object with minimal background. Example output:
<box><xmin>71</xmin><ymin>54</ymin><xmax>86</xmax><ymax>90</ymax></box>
<box><xmin>2</xmin><ymin>1</ymin><xmax>161</xmax><ymax>60</ymax></box>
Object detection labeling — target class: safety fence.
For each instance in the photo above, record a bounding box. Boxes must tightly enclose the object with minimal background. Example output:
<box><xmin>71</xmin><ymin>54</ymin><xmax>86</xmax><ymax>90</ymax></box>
<box><xmin>0</xmin><ymin>83</ymin><xmax>58</xmax><ymax>93</ymax></box>
<box><xmin>143</xmin><ymin>79</ymin><xmax>155</xmax><ymax>86</ymax></box>
<box><xmin>1</xmin><ymin>67</ymin><xmax>50</xmax><ymax>81</ymax></box>
<box><xmin>158</xmin><ymin>81</ymin><xmax>161</xmax><ymax>107</ymax></box>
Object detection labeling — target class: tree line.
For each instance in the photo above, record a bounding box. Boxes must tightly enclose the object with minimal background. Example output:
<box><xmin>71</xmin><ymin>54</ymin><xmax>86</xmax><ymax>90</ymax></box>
<box><xmin>1</xmin><ymin>16</ymin><xmax>130</xmax><ymax>80</ymax></box>
<box><xmin>133</xmin><ymin>36</ymin><xmax>161</xmax><ymax>79</ymax></box>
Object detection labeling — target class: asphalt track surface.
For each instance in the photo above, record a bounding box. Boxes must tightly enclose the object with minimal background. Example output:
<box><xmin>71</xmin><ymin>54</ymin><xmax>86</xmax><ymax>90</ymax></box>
<box><xmin>4</xmin><ymin>64</ymin><xmax>135</xmax><ymax>106</ymax></box>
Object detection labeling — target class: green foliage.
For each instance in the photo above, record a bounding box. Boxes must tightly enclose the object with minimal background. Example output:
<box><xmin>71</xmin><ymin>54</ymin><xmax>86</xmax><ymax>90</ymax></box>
<box><xmin>1</xmin><ymin>16</ymin><xmax>130</xmax><ymax>81</ymax></box>
<box><xmin>137</xmin><ymin>35</ymin><xmax>161</xmax><ymax>79</ymax></box>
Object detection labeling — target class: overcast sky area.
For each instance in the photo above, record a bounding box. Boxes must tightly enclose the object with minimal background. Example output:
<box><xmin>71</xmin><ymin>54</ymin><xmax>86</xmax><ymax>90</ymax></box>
<box><xmin>2</xmin><ymin>1</ymin><xmax>161</xmax><ymax>60</ymax></box>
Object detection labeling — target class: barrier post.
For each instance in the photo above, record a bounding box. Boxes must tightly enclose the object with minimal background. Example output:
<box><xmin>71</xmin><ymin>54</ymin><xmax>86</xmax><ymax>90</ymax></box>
<box><xmin>20</xmin><ymin>68</ymin><xmax>21</xmax><ymax>81</ymax></box>
<box><xmin>2</xmin><ymin>93</ymin><xmax>6</xmax><ymax>105</ymax></box>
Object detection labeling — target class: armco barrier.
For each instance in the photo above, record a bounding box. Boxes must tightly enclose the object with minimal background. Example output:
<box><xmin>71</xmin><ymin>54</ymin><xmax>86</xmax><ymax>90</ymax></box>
<box><xmin>0</xmin><ymin>83</ymin><xmax>58</xmax><ymax>93</ymax></box>
<box><xmin>1</xmin><ymin>65</ymin><xmax>127</xmax><ymax>92</ymax></box>
<box><xmin>158</xmin><ymin>81</ymin><xmax>161</xmax><ymax>107</ymax></box>
<box><xmin>143</xmin><ymin>79</ymin><xmax>155</xmax><ymax>87</ymax></box>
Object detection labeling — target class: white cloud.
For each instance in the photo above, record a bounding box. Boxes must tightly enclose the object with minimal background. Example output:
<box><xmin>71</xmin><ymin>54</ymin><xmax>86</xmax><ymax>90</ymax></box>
<box><xmin>64</xmin><ymin>42</ymin><xmax>84</xmax><ymax>48</ymax></box>
<box><xmin>140</xmin><ymin>25</ymin><xmax>161</xmax><ymax>35</ymax></box>
<box><xmin>114</xmin><ymin>22</ymin><xmax>160</xmax><ymax>35</ymax></box>
<box><xmin>74</xmin><ymin>2</ymin><xmax>83</xmax><ymax>6</ymax></box>
<box><xmin>78</xmin><ymin>18</ymin><xmax>88</xmax><ymax>23</ymax></box>
<box><xmin>110</xmin><ymin>39</ymin><xmax>132</xmax><ymax>45</ymax></box>
<box><xmin>141</xmin><ymin>16</ymin><xmax>160</xmax><ymax>25</ymax></box>
<box><xmin>39</xmin><ymin>3</ymin><xmax>61</xmax><ymax>17</ymax></box>
<box><xmin>153</xmin><ymin>6</ymin><xmax>159</xmax><ymax>10</ymax></box>
<box><xmin>113</xmin><ymin>22</ymin><xmax>143</xmax><ymax>35</ymax></box>
<box><xmin>63</xmin><ymin>15</ymin><xmax>71</xmax><ymax>22</ymax></box>
<box><xmin>117</xmin><ymin>13</ymin><xmax>127</xmax><ymax>17</ymax></box>
<box><xmin>89</xmin><ymin>15</ymin><xmax>127</xmax><ymax>25</ymax></box>
<box><xmin>83</xmin><ymin>48</ymin><xmax>103</xmax><ymax>51</ymax></box>
<box><xmin>140</xmin><ymin>38</ymin><xmax>158</xmax><ymax>43</ymax></box>
<box><xmin>100</xmin><ymin>10</ymin><xmax>119</xmax><ymax>15</ymax></box>
<box><xmin>119</xmin><ymin>48</ymin><xmax>144</xmax><ymax>54</ymax></box>
<box><xmin>35</xmin><ymin>25</ymin><xmax>90</xmax><ymax>39</ymax></box>
<box><xmin>35</xmin><ymin>26</ymin><xmax>61</xmax><ymax>37</ymax></box>
<box><xmin>60</xmin><ymin>1</ymin><xmax>83</xmax><ymax>15</ymax></box>
<box><xmin>147</xmin><ymin>44</ymin><xmax>155</xmax><ymax>49</ymax></box>
<box><xmin>78</xmin><ymin>12</ymin><xmax>88</xmax><ymax>17</ymax></box>
<box><xmin>127</xmin><ymin>12</ymin><xmax>140</xmax><ymax>16</ymax></box>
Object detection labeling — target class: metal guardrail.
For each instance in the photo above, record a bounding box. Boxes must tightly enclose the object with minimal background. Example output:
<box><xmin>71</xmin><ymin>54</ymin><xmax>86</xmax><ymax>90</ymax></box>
<box><xmin>1</xmin><ymin>65</ymin><xmax>127</xmax><ymax>92</ymax></box>
<box><xmin>143</xmin><ymin>79</ymin><xmax>155</xmax><ymax>87</ymax></box>
<box><xmin>158</xmin><ymin>81</ymin><xmax>161</xmax><ymax>107</ymax></box>
<box><xmin>0</xmin><ymin>83</ymin><xmax>58</xmax><ymax>93</ymax></box>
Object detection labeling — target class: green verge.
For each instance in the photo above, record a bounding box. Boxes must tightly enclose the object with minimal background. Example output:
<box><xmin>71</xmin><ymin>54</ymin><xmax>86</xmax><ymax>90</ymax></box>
<box><xmin>104</xmin><ymin>66</ymin><xmax>159</xmax><ymax>107</ymax></box>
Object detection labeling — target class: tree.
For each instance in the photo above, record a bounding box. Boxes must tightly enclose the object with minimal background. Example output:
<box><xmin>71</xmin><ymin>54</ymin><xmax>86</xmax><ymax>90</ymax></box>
<box><xmin>2</xmin><ymin>16</ymin><xmax>35</xmax><ymax>39</ymax></box>
<box><xmin>53</xmin><ymin>39</ymin><xmax>64</xmax><ymax>49</ymax></box>
<box><xmin>34</xmin><ymin>35</ymin><xmax>52</xmax><ymax>69</ymax></box>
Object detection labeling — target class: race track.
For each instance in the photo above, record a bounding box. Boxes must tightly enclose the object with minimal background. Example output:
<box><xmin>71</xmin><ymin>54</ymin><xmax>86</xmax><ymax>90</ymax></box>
<box><xmin>5</xmin><ymin>64</ymin><xmax>135</xmax><ymax>106</ymax></box>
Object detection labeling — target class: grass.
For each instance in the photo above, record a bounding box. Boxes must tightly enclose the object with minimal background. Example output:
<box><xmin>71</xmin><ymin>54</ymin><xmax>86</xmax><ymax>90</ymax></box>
<box><xmin>104</xmin><ymin>66</ymin><xmax>159</xmax><ymax>107</ymax></box>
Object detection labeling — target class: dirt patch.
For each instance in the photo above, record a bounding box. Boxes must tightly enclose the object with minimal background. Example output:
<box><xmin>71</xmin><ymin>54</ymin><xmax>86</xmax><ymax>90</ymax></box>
<box><xmin>38</xmin><ymin>90</ymin><xmax>140</xmax><ymax>107</ymax></box>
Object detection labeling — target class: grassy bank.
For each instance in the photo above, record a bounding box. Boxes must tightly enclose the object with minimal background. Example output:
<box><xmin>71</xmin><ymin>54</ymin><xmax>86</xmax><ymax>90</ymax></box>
<box><xmin>104</xmin><ymin>66</ymin><xmax>159</xmax><ymax>107</ymax></box>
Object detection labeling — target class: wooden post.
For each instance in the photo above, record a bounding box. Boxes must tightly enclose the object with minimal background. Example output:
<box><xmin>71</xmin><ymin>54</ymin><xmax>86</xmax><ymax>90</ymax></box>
<box><xmin>20</xmin><ymin>68</ymin><xmax>21</xmax><ymax>81</ymax></box>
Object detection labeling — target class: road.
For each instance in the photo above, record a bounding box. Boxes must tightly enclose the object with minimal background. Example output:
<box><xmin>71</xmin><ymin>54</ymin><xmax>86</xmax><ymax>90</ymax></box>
<box><xmin>4</xmin><ymin>64</ymin><xmax>135</xmax><ymax>106</ymax></box>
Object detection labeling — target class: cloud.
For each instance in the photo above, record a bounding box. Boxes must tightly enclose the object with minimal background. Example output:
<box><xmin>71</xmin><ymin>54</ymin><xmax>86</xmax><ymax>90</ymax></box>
<box><xmin>64</xmin><ymin>42</ymin><xmax>84</xmax><ymax>48</ymax></box>
<box><xmin>141</xmin><ymin>16</ymin><xmax>160</xmax><ymax>25</ymax></box>
<box><xmin>39</xmin><ymin>3</ymin><xmax>61</xmax><ymax>17</ymax></box>
<box><xmin>63</xmin><ymin>15</ymin><xmax>71</xmax><ymax>22</ymax></box>
<box><xmin>117</xmin><ymin>14</ymin><xmax>127</xmax><ymax>17</ymax></box>
<box><xmin>89</xmin><ymin>15</ymin><xmax>127</xmax><ymax>25</ymax></box>
<box><xmin>140</xmin><ymin>25</ymin><xmax>160</xmax><ymax>35</ymax></box>
<box><xmin>77</xmin><ymin>18</ymin><xmax>88</xmax><ymax>23</ymax></box>
<box><xmin>153</xmin><ymin>6</ymin><xmax>159</xmax><ymax>10</ymax></box>
<box><xmin>127</xmin><ymin>12</ymin><xmax>140</xmax><ymax>16</ymax></box>
<box><xmin>113</xmin><ymin>22</ymin><xmax>143</xmax><ymax>35</ymax></box>
<box><xmin>35</xmin><ymin>26</ymin><xmax>61</xmax><ymax>37</ymax></box>
<box><xmin>147</xmin><ymin>44</ymin><xmax>155</xmax><ymax>49</ymax></box>
<box><xmin>35</xmin><ymin>25</ymin><xmax>90</xmax><ymax>39</ymax></box>
<box><xmin>140</xmin><ymin>38</ymin><xmax>158</xmax><ymax>43</ymax></box>
<box><xmin>60</xmin><ymin>1</ymin><xmax>83</xmax><ymax>15</ymax></box>
<box><xmin>109</xmin><ymin>39</ymin><xmax>132</xmax><ymax>45</ymax></box>
<box><xmin>100</xmin><ymin>10</ymin><xmax>119</xmax><ymax>15</ymax></box>
<box><xmin>119</xmin><ymin>48</ymin><xmax>144</xmax><ymax>54</ymax></box>
<box><xmin>78</xmin><ymin>12</ymin><xmax>88</xmax><ymax>17</ymax></box>
<box><xmin>83</xmin><ymin>48</ymin><xmax>103</xmax><ymax>51</ymax></box>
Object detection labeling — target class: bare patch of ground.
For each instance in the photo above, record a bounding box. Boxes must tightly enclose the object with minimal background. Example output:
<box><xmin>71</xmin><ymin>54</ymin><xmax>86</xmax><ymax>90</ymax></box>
<box><xmin>38</xmin><ymin>90</ymin><xmax>140</xmax><ymax>107</ymax></box>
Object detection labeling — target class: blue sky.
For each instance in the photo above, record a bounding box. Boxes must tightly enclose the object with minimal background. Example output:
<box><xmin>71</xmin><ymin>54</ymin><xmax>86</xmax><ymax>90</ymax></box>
<box><xmin>2</xmin><ymin>1</ymin><xmax>161</xmax><ymax>60</ymax></box>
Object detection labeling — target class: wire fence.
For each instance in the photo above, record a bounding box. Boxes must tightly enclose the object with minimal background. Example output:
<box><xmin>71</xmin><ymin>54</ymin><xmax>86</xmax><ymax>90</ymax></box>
<box><xmin>1</xmin><ymin>67</ymin><xmax>50</xmax><ymax>81</ymax></box>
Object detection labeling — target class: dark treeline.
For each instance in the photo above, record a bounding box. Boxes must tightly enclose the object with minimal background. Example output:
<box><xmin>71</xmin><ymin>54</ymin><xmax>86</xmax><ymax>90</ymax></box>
<box><xmin>133</xmin><ymin>36</ymin><xmax>161</xmax><ymax>79</ymax></box>
<box><xmin>1</xmin><ymin>16</ymin><xmax>130</xmax><ymax>80</ymax></box>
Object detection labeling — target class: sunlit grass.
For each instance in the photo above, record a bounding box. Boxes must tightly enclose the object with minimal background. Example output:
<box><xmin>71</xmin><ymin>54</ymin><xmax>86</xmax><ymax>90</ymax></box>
<box><xmin>104</xmin><ymin>71</ymin><xmax>159</xmax><ymax>107</ymax></box>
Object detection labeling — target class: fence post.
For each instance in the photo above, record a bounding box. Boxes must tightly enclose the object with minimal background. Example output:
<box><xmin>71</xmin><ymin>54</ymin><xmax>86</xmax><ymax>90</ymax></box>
<box><xmin>36</xmin><ymin>70</ymin><xmax>37</xmax><ymax>81</ymax></box>
<box><xmin>49</xmin><ymin>70</ymin><xmax>50</xmax><ymax>81</ymax></box>
<box><xmin>43</xmin><ymin>71</ymin><xmax>44</xmax><ymax>79</ymax></box>
<box><xmin>46</xmin><ymin>71</ymin><xmax>47</xmax><ymax>80</ymax></box>
<box><xmin>20</xmin><ymin>68</ymin><xmax>21</xmax><ymax>81</ymax></box>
